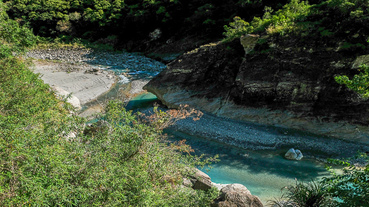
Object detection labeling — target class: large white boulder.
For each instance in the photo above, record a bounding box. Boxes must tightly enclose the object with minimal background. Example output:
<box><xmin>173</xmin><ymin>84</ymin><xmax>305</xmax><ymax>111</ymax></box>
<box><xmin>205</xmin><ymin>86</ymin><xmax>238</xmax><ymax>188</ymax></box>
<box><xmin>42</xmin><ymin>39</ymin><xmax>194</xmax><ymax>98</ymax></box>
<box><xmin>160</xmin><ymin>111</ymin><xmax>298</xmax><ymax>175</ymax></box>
<box><xmin>285</xmin><ymin>148</ymin><xmax>303</xmax><ymax>160</ymax></box>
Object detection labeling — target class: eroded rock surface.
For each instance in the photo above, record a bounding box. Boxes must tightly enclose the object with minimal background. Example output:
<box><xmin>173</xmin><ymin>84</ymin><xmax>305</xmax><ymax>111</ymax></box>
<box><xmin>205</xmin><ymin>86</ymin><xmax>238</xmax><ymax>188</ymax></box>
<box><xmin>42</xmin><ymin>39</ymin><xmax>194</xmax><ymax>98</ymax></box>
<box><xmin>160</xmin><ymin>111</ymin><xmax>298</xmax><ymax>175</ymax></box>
<box><xmin>212</xmin><ymin>184</ymin><xmax>263</xmax><ymax>207</ymax></box>
<box><xmin>144</xmin><ymin>37</ymin><xmax>369</xmax><ymax>144</ymax></box>
<box><xmin>285</xmin><ymin>148</ymin><xmax>303</xmax><ymax>160</ymax></box>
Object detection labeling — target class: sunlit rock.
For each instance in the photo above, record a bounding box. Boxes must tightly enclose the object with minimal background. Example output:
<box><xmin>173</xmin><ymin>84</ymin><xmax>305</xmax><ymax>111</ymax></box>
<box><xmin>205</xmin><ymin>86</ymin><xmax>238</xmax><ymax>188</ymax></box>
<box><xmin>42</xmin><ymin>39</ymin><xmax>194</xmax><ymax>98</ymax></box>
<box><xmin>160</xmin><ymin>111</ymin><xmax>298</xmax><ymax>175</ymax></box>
<box><xmin>191</xmin><ymin>169</ymin><xmax>212</xmax><ymax>190</ymax></box>
<box><xmin>212</xmin><ymin>183</ymin><xmax>263</xmax><ymax>207</ymax></box>
<box><xmin>240</xmin><ymin>34</ymin><xmax>259</xmax><ymax>55</ymax></box>
<box><xmin>285</xmin><ymin>148</ymin><xmax>303</xmax><ymax>160</ymax></box>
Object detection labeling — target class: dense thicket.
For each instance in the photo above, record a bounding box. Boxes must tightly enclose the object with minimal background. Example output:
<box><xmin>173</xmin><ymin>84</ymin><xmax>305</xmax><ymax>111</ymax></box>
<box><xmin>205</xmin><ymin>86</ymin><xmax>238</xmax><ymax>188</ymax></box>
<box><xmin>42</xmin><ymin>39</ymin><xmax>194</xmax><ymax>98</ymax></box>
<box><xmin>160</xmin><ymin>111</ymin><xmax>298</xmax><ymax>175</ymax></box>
<box><xmin>224</xmin><ymin>0</ymin><xmax>369</xmax><ymax>56</ymax></box>
<box><xmin>3</xmin><ymin>0</ymin><xmax>290</xmax><ymax>50</ymax></box>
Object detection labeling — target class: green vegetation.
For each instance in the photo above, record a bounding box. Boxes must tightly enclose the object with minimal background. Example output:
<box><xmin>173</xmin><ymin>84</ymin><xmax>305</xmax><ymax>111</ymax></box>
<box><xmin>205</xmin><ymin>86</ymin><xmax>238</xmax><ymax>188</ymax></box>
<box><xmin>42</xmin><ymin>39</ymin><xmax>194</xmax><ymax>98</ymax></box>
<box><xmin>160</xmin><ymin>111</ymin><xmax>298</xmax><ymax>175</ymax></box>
<box><xmin>270</xmin><ymin>181</ymin><xmax>331</xmax><ymax>207</ymax></box>
<box><xmin>223</xmin><ymin>0</ymin><xmax>369</xmax><ymax>53</ymax></box>
<box><xmin>223</xmin><ymin>0</ymin><xmax>311</xmax><ymax>40</ymax></box>
<box><xmin>0</xmin><ymin>59</ymin><xmax>218</xmax><ymax>205</ymax></box>
<box><xmin>0</xmin><ymin>4</ymin><xmax>219</xmax><ymax>205</ymax></box>
<box><xmin>224</xmin><ymin>0</ymin><xmax>310</xmax><ymax>40</ymax></box>
<box><xmin>270</xmin><ymin>159</ymin><xmax>369</xmax><ymax>206</ymax></box>
<box><xmin>0</xmin><ymin>1</ymin><xmax>37</xmax><ymax>57</ymax></box>
<box><xmin>3</xmin><ymin>0</ymin><xmax>289</xmax><ymax>49</ymax></box>
<box><xmin>335</xmin><ymin>64</ymin><xmax>369</xmax><ymax>98</ymax></box>
<box><xmin>323</xmin><ymin>156</ymin><xmax>369</xmax><ymax>207</ymax></box>
<box><xmin>2</xmin><ymin>0</ymin><xmax>369</xmax><ymax>206</ymax></box>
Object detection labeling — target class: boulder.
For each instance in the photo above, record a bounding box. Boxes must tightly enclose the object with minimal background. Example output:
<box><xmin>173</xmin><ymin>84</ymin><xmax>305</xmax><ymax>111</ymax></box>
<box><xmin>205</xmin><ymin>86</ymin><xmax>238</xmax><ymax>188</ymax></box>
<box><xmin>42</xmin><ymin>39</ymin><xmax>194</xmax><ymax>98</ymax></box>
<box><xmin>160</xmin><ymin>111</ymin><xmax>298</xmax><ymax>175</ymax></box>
<box><xmin>285</xmin><ymin>148</ymin><xmax>303</xmax><ymax>160</ymax></box>
<box><xmin>212</xmin><ymin>184</ymin><xmax>263</xmax><ymax>207</ymax></box>
<box><xmin>191</xmin><ymin>169</ymin><xmax>212</xmax><ymax>190</ymax></box>
<box><xmin>240</xmin><ymin>34</ymin><xmax>259</xmax><ymax>55</ymax></box>
<box><xmin>182</xmin><ymin>178</ymin><xmax>193</xmax><ymax>188</ymax></box>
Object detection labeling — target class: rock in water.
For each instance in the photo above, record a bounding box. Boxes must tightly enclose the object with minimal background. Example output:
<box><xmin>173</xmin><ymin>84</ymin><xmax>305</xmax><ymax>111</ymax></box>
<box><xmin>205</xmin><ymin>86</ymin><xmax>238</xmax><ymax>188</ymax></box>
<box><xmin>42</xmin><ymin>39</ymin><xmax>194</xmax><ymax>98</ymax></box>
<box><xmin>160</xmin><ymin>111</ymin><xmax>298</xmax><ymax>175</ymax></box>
<box><xmin>212</xmin><ymin>184</ymin><xmax>263</xmax><ymax>207</ymax></box>
<box><xmin>295</xmin><ymin>149</ymin><xmax>303</xmax><ymax>160</ymax></box>
<box><xmin>285</xmin><ymin>148</ymin><xmax>303</xmax><ymax>160</ymax></box>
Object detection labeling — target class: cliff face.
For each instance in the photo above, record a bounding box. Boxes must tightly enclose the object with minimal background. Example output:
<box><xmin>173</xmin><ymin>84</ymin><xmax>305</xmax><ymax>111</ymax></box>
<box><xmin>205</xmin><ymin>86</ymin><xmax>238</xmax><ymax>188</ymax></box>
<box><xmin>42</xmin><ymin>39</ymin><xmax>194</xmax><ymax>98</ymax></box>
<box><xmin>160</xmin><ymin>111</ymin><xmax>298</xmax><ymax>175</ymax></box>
<box><xmin>144</xmin><ymin>37</ymin><xmax>369</xmax><ymax>141</ymax></box>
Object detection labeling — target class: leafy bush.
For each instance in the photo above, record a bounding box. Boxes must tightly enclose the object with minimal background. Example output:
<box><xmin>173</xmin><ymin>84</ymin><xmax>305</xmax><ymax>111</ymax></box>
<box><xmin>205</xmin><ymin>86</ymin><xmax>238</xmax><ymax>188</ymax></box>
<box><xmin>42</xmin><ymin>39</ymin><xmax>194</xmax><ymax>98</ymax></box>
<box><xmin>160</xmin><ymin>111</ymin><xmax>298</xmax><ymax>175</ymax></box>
<box><xmin>223</xmin><ymin>0</ymin><xmax>311</xmax><ymax>40</ymax></box>
<box><xmin>0</xmin><ymin>34</ymin><xmax>217</xmax><ymax>205</ymax></box>
<box><xmin>335</xmin><ymin>64</ymin><xmax>369</xmax><ymax>98</ymax></box>
<box><xmin>0</xmin><ymin>2</ymin><xmax>37</xmax><ymax>57</ymax></box>
<box><xmin>323</xmin><ymin>159</ymin><xmax>369</xmax><ymax>207</ymax></box>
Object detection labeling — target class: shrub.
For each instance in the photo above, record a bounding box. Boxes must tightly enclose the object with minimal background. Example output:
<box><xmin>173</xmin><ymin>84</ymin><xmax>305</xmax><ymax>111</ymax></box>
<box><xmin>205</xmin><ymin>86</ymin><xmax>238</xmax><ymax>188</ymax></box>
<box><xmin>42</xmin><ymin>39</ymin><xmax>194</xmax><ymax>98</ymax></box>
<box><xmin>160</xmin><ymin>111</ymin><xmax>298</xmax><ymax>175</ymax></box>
<box><xmin>323</xmin><ymin>160</ymin><xmax>369</xmax><ymax>207</ymax></box>
<box><xmin>335</xmin><ymin>64</ymin><xmax>369</xmax><ymax>98</ymax></box>
<box><xmin>223</xmin><ymin>0</ymin><xmax>311</xmax><ymax>40</ymax></box>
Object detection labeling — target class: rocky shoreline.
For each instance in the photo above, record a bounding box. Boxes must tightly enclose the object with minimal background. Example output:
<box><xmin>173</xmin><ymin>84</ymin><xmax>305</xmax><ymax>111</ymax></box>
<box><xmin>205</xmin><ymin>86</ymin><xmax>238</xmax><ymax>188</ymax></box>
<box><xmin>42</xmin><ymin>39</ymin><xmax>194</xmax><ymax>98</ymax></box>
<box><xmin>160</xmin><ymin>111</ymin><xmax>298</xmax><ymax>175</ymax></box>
<box><xmin>144</xmin><ymin>38</ymin><xmax>369</xmax><ymax>162</ymax></box>
<box><xmin>27</xmin><ymin>47</ymin><xmax>167</xmax><ymax>116</ymax></box>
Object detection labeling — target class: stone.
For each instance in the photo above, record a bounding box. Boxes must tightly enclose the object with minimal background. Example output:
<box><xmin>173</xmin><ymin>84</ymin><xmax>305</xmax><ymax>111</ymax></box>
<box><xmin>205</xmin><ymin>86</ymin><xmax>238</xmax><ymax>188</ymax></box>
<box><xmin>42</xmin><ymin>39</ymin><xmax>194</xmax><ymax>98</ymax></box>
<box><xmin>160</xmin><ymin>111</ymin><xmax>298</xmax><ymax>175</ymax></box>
<box><xmin>144</xmin><ymin>38</ymin><xmax>369</xmax><ymax>144</ymax></box>
<box><xmin>212</xmin><ymin>182</ymin><xmax>228</xmax><ymax>191</ymax></box>
<box><xmin>212</xmin><ymin>184</ymin><xmax>263</xmax><ymax>207</ymax></box>
<box><xmin>149</xmin><ymin>28</ymin><xmax>162</xmax><ymax>41</ymax></box>
<box><xmin>51</xmin><ymin>85</ymin><xmax>81</xmax><ymax>110</ymax></box>
<box><xmin>285</xmin><ymin>148</ymin><xmax>303</xmax><ymax>160</ymax></box>
<box><xmin>240</xmin><ymin>34</ymin><xmax>259</xmax><ymax>55</ymax></box>
<box><xmin>182</xmin><ymin>178</ymin><xmax>193</xmax><ymax>188</ymax></box>
<box><xmin>352</xmin><ymin>54</ymin><xmax>369</xmax><ymax>69</ymax></box>
<box><xmin>191</xmin><ymin>169</ymin><xmax>212</xmax><ymax>190</ymax></box>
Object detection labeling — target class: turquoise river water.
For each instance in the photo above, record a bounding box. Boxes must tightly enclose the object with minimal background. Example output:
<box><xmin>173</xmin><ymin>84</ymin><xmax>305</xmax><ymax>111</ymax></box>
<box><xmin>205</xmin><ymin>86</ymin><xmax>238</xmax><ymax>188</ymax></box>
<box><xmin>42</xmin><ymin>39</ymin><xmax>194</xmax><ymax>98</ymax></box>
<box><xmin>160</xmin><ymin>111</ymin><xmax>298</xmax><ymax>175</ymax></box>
<box><xmin>127</xmin><ymin>92</ymin><xmax>336</xmax><ymax>205</ymax></box>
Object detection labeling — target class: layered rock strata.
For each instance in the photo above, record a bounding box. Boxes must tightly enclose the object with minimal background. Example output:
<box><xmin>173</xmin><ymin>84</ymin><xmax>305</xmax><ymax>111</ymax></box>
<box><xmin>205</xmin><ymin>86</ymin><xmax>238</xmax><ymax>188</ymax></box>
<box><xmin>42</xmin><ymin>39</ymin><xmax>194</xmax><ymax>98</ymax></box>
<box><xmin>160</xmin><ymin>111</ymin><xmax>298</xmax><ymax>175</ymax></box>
<box><xmin>144</xmin><ymin>37</ymin><xmax>369</xmax><ymax>143</ymax></box>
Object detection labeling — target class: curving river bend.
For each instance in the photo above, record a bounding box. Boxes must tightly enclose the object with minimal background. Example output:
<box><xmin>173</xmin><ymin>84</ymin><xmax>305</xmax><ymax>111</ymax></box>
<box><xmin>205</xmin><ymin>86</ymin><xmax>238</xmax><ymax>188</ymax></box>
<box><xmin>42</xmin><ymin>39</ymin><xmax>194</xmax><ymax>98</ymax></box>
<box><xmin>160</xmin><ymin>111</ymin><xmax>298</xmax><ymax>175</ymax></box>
<box><xmin>127</xmin><ymin>92</ymin><xmax>337</xmax><ymax>204</ymax></box>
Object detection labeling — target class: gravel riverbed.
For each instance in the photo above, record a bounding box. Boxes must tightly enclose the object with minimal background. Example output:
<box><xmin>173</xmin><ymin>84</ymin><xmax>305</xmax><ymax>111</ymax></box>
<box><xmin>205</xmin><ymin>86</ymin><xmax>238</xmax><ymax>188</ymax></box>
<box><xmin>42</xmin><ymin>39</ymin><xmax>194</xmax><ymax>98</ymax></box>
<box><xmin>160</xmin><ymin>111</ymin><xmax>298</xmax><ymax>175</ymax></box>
<box><xmin>27</xmin><ymin>48</ymin><xmax>167</xmax><ymax>80</ymax></box>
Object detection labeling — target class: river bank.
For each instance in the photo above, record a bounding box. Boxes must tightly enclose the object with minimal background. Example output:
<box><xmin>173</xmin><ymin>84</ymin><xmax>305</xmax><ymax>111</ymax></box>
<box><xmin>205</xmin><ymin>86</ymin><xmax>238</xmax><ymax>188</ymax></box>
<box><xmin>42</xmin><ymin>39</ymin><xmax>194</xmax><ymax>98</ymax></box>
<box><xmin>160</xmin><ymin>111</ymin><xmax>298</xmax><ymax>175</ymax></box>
<box><xmin>27</xmin><ymin>47</ymin><xmax>166</xmax><ymax>116</ymax></box>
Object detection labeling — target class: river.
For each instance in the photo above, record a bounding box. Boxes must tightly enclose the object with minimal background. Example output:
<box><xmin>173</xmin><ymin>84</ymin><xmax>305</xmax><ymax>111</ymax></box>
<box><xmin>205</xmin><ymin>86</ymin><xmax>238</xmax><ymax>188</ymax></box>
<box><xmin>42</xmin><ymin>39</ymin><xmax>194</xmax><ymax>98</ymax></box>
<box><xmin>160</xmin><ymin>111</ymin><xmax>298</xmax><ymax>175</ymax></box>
<box><xmin>79</xmin><ymin>52</ymin><xmax>344</xmax><ymax>206</ymax></box>
<box><xmin>126</xmin><ymin>92</ymin><xmax>337</xmax><ymax>205</ymax></box>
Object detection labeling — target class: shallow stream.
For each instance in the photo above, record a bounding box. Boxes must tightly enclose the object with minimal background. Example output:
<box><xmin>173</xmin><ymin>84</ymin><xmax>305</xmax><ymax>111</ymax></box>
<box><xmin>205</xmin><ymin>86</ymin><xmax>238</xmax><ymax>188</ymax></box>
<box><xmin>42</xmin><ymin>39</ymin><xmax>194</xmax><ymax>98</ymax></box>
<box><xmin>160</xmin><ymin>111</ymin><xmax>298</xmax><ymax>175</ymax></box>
<box><xmin>127</xmin><ymin>92</ymin><xmax>336</xmax><ymax>205</ymax></box>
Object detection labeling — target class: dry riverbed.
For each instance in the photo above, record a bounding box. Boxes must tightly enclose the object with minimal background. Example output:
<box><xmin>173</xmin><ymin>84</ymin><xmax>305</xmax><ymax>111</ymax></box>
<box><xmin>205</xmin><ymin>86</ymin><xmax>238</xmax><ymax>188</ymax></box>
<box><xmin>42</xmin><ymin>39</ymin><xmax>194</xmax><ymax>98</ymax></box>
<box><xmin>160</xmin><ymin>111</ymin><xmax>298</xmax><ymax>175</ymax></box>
<box><xmin>28</xmin><ymin>47</ymin><xmax>166</xmax><ymax>116</ymax></box>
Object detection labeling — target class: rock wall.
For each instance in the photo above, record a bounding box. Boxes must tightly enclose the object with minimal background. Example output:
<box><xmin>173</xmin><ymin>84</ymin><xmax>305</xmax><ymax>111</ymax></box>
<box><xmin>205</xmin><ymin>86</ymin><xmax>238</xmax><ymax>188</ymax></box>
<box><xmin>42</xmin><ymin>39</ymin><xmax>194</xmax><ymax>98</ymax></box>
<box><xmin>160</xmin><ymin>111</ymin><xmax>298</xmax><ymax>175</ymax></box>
<box><xmin>144</xmin><ymin>37</ymin><xmax>369</xmax><ymax>142</ymax></box>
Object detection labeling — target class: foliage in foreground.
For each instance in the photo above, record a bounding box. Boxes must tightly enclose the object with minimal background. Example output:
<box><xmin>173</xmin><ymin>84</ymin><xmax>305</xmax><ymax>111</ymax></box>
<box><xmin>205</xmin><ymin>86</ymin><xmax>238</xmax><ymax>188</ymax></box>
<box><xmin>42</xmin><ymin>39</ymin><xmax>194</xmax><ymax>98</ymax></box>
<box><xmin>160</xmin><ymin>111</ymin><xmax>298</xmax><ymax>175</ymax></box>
<box><xmin>272</xmin><ymin>181</ymin><xmax>332</xmax><ymax>207</ymax></box>
<box><xmin>0</xmin><ymin>56</ymin><xmax>218</xmax><ymax>206</ymax></box>
<box><xmin>270</xmin><ymin>159</ymin><xmax>369</xmax><ymax>207</ymax></box>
